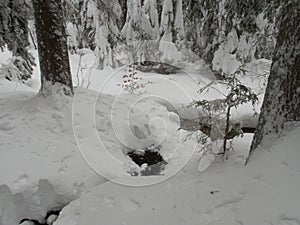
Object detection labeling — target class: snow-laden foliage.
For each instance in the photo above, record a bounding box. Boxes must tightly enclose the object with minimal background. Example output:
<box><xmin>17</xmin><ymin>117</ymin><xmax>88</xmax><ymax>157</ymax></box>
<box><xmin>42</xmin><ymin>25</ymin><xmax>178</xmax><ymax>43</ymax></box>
<box><xmin>122</xmin><ymin>0</ymin><xmax>154</xmax><ymax>41</ymax></box>
<box><xmin>63</xmin><ymin>0</ymin><xmax>282</xmax><ymax>73</ymax></box>
<box><xmin>143</xmin><ymin>0</ymin><xmax>160</xmax><ymax>37</ymax></box>
<box><xmin>121</xmin><ymin>0</ymin><xmax>161</xmax><ymax>65</ymax></box>
<box><xmin>0</xmin><ymin>0</ymin><xmax>35</xmax><ymax>80</ymax></box>
<box><xmin>160</xmin><ymin>0</ymin><xmax>185</xmax><ymax>45</ymax></box>
<box><xmin>3</xmin><ymin>0</ymin><xmax>282</xmax><ymax>73</ymax></box>
<box><xmin>183</xmin><ymin>0</ymin><xmax>280</xmax><ymax>76</ymax></box>
<box><xmin>84</xmin><ymin>0</ymin><xmax>122</xmax><ymax>69</ymax></box>
<box><xmin>0</xmin><ymin>57</ymin><xmax>24</xmax><ymax>81</ymax></box>
<box><xmin>65</xmin><ymin>0</ymin><xmax>122</xmax><ymax>69</ymax></box>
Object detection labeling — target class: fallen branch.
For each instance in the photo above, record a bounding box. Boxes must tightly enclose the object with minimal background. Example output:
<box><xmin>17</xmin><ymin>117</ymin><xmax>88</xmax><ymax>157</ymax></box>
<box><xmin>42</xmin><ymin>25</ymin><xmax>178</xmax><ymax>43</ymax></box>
<box><xmin>179</xmin><ymin>118</ymin><xmax>255</xmax><ymax>140</ymax></box>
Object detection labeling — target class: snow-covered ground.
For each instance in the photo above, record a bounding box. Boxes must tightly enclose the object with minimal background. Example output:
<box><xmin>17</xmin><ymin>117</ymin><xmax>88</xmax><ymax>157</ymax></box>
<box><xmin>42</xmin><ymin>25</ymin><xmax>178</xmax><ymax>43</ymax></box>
<box><xmin>1</xmin><ymin>49</ymin><xmax>298</xmax><ymax>225</ymax></box>
<box><xmin>55</xmin><ymin>126</ymin><xmax>300</xmax><ymax>225</ymax></box>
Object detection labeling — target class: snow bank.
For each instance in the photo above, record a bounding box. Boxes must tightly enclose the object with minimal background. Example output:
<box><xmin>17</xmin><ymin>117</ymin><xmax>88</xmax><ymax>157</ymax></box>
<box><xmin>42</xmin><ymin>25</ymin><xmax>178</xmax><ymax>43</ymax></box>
<box><xmin>0</xmin><ymin>47</ymin><xmax>272</xmax><ymax>224</ymax></box>
<box><xmin>0</xmin><ymin>185</ymin><xmax>29</xmax><ymax>225</ymax></box>
<box><xmin>0</xmin><ymin>91</ymin><xmax>104</xmax><ymax>222</ymax></box>
<box><xmin>54</xmin><ymin>127</ymin><xmax>300</xmax><ymax>225</ymax></box>
<box><xmin>0</xmin><ymin>180</ymin><xmax>63</xmax><ymax>225</ymax></box>
<box><xmin>0</xmin><ymin>85</ymin><xmax>197</xmax><ymax>222</ymax></box>
<box><xmin>72</xmin><ymin>87</ymin><xmax>197</xmax><ymax>184</ymax></box>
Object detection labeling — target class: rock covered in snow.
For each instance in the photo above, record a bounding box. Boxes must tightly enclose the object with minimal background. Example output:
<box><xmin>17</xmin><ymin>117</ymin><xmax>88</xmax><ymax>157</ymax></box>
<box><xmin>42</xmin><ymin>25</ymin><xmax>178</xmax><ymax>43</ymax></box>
<box><xmin>46</xmin><ymin>214</ymin><xmax>58</xmax><ymax>225</ymax></box>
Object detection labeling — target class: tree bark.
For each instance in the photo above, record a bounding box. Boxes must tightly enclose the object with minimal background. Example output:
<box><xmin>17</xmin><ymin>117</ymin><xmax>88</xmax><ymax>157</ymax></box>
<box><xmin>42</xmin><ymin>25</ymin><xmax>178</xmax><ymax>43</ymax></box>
<box><xmin>32</xmin><ymin>0</ymin><xmax>73</xmax><ymax>96</ymax></box>
<box><xmin>247</xmin><ymin>0</ymin><xmax>300</xmax><ymax>161</ymax></box>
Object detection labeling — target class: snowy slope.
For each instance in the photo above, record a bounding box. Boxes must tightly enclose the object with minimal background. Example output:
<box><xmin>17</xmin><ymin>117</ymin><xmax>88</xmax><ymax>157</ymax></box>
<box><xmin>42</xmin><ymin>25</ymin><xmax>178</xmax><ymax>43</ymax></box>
<box><xmin>54</xmin><ymin>126</ymin><xmax>300</xmax><ymax>225</ymax></box>
<box><xmin>0</xmin><ymin>48</ymin><xmax>274</xmax><ymax>225</ymax></box>
<box><xmin>0</xmin><ymin>84</ymin><xmax>197</xmax><ymax>224</ymax></box>
<box><xmin>0</xmin><ymin>91</ymin><xmax>105</xmax><ymax>223</ymax></box>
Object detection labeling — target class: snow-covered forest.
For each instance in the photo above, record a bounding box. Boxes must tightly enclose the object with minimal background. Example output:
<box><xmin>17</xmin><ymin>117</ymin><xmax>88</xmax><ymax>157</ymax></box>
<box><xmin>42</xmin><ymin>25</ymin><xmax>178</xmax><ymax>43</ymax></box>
<box><xmin>0</xmin><ymin>0</ymin><xmax>299</xmax><ymax>224</ymax></box>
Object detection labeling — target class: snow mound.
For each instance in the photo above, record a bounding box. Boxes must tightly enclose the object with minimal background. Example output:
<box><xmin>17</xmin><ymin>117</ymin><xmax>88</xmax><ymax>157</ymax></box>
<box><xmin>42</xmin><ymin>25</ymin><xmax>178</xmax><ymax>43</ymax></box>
<box><xmin>0</xmin><ymin>91</ymin><xmax>104</xmax><ymax>222</ymax></box>
<box><xmin>0</xmin><ymin>180</ymin><xmax>63</xmax><ymax>225</ymax></box>
<box><xmin>0</xmin><ymin>78</ymin><xmax>35</xmax><ymax>93</ymax></box>
<box><xmin>0</xmin><ymin>86</ymin><xmax>196</xmax><ymax>222</ymax></box>
<box><xmin>0</xmin><ymin>184</ymin><xmax>28</xmax><ymax>225</ymax></box>
<box><xmin>54</xmin><ymin>127</ymin><xmax>300</xmax><ymax>225</ymax></box>
<box><xmin>72</xmin><ymin>87</ymin><xmax>196</xmax><ymax>183</ymax></box>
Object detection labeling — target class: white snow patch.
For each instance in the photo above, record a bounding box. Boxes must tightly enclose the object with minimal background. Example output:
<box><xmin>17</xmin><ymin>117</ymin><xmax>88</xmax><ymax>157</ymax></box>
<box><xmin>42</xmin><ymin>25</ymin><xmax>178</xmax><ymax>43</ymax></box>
<box><xmin>54</xmin><ymin>127</ymin><xmax>300</xmax><ymax>225</ymax></box>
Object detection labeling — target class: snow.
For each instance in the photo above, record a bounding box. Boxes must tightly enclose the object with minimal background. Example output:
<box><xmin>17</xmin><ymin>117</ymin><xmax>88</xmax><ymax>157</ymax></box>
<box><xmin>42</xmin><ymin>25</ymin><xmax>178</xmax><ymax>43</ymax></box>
<box><xmin>46</xmin><ymin>214</ymin><xmax>58</xmax><ymax>224</ymax></box>
<box><xmin>212</xmin><ymin>28</ymin><xmax>242</xmax><ymax>76</ymax></box>
<box><xmin>72</xmin><ymin>86</ymin><xmax>198</xmax><ymax>184</ymax></box>
<box><xmin>0</xmin><ymin>91</ymin><xmax>105</xmax><ymax>223</ymax></box>
<box><xmin>0</xmin><ymin>185</ymin><xmax>21</xmax><ymax>224</ymax></box>
<box><xmin>143</xmin><ymin>0</ymin><xmax>159</xmax><ymax>35</ymax></box>
<box><xmin>1</xmin><ymin>61</ymin><xmax>298</xmax><ymax>224</ymax></box>
<box><xmin>1</xmin><ymin>1</ymin><xmax>297</xmax><ymax>224</ymax></box>
<box><xmin>0</xmin><ymin>80</ymin><xmax>196</xmax><ymax>222</ymax></box>
<box><xmin>159</xmin><ymin>38</ymin><xmax>183</xmax><ymax>63</ymax></box>
<box><xmin>0</xmin><ymin>42</ymin><xmax>292</xmax><ymax>225</ymax></box>
<box><xmin>122</xmin><ymin>0</ymin><xmax>154</xmax><ymax>42</ymax></box>
<box><xmin>66</xmin><ymin>22</ymin><xmax>79</xmax><ymax>51</ymax></box>
<box><xmin>0</xmin><ymin>46</ymin><xmax>12</xmax><ymax>64</ymax></box>
<box><xmin>54</xmin><ymin>126</ymin><xmax>300</xmax><ymax>225</ymax></box>
<box><xmin>173</xmin><ymin>0</ymin><xmax>185</xmax><ymax>39</ymax></box>
<box><xmin>160</xmin><ymin>0</ymin><xmax>173</xmax><ymax>35</ymax></box>
<box><xmin>0</xmin><ymin>79</ymin><xmax>33</xmax><ymax>92</ymax></box>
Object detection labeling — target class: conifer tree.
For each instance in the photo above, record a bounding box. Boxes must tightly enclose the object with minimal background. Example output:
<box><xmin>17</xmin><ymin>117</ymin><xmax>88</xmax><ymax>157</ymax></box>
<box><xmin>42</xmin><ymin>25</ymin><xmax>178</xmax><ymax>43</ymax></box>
<box><xmin>248</xmin><ymin>0</ymin><xmax>300</xmax><ymax>160</ymax></box>
<box><xmin>32</xmin><ymin>0</ymin><xmax>73</xmax><ymax>96</ymax></box>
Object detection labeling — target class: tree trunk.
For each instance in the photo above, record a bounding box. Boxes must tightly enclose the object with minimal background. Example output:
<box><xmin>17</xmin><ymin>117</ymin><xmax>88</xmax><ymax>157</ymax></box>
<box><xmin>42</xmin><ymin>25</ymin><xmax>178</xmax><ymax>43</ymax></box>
<box><xmin>247</xmin><ymin>0</ymin><xmax>300</xmax><ymax>161</ymax></box>
<box><xmin>32</xmin><ymin>0</ymin><xmax>73</xmax><ymax>96</ymax></box>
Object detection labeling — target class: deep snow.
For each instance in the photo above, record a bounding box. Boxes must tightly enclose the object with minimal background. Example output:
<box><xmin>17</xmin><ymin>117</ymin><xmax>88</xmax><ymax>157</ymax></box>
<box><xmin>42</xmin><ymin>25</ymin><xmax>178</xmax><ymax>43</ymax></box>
<box><xmin>54</xmin><ymin>126</ymin><xmax>300</xmax><ymax>225</ymax></box>
<box><xmin>0</xmin><ymin>85</ymin><xmax>196</xmax><ymax>223</ymax></box>
<box><xmin>1</xmin><ymin>49</ymin><xmax>298</xmax><ymax>225</ymax></box>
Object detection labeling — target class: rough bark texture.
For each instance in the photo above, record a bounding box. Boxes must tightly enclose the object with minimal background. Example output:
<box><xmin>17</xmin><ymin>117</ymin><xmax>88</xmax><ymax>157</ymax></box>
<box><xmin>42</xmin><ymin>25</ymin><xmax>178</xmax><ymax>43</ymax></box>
<box><xmin>33</xmin><ymin>0</ymin><xmax>73</xmax><ymax>95</ymax></box>
<box><xmin>248</xmin><ymin>0</ymin><xmax>300</xmax><ymax>157</ymax></box>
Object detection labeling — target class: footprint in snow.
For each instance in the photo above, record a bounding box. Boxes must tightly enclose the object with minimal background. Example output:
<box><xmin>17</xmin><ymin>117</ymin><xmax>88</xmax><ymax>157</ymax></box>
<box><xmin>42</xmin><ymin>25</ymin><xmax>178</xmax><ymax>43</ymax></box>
<box><xmin>121</xmin><ymin>199</ymin><xmax>141</xmax><ymax>212</ymax></box>
<box><xmin>280</xmin><ymin>161</ymin><xmax>289</xmax><ymax>167</ymax></box>
<box><xmin>103</xmin><ymin>196</ymin><xmax>115</xmax><ymax>208</ymax></box>
<box><xmin>13</xmin><ymin>174</ymin><xmax>29</xmax><ymax>190</ymax></box>
<box><xmin>0</xmin><ymin>121</ymin><xmax>15</xmax><ymax>131</ymax></box>
<box><xmin>249</xmin><ymin>174</ymin><xmax>262</xmax><ymax>183</ymax></box>
<box><xmin>278</xmin><ymin>216</ymin><xmax>300</xmax><ymax>225</ymax></box>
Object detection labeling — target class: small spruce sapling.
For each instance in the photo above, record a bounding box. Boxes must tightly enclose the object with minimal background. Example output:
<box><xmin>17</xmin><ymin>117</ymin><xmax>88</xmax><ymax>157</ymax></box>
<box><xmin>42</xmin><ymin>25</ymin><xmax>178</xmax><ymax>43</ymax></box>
<box><xmin>192</xmin><ymin>68</ymin><xmax>258</xmax><ymax>158</ymax></box>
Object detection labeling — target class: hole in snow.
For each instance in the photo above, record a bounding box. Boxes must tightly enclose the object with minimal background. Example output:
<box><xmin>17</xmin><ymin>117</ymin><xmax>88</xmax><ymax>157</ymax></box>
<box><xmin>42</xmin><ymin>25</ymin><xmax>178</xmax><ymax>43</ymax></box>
<box><xmin>19</xmin><ymin>209</ymin><xmax>61</xmax><ymax>225</ymax></box>
<box><xmin>127</xmin><ymin>145</ymin><xmax>167</xmax><ymax>176</ymax></box>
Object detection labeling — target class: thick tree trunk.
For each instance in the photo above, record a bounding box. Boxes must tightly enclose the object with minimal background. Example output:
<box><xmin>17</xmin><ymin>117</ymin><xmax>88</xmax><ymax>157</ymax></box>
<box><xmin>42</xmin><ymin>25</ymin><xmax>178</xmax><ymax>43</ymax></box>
<box><xmin>32</xmin><ymin>0</ymin><xmax>73</xmax><ymax>96</ymax></box>
<box><xmin>247</xmin><ymin>0</ymin><xmax>300</xmax><ymax>161</ymax></box>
